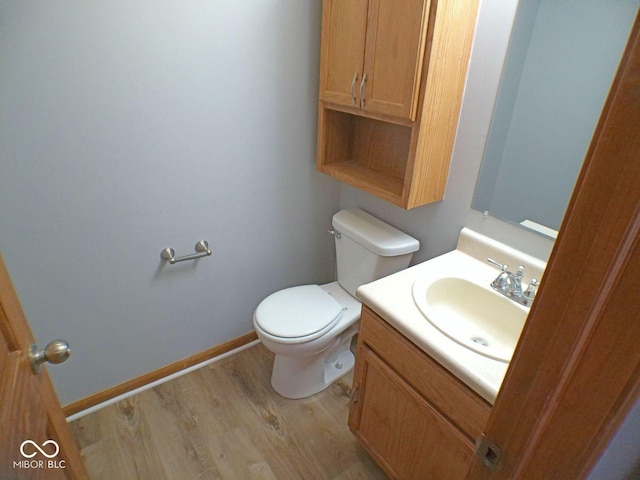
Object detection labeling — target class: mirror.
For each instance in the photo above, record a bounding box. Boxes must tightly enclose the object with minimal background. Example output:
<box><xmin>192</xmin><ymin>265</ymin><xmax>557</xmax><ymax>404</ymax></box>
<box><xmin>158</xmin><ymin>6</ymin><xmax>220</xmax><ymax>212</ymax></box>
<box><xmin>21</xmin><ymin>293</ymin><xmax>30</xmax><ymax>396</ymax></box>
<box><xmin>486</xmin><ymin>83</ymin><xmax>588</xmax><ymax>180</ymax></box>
<box><xmin>473</xmin><ymin>0</ymin><xmax>639</xmax><ymax>239</ymax></box>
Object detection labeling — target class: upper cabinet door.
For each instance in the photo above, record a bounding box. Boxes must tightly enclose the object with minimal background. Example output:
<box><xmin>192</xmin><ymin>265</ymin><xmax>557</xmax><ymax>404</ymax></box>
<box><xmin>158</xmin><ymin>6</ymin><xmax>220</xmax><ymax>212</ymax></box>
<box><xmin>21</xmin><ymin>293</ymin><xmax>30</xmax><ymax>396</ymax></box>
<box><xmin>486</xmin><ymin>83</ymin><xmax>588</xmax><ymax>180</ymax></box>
<box><xmin>362</xmin><ymin>0</ymin><xmax>429</xmax><ymax>120</ymax></box>
<box><xmin>319</xmin><ymin>0</ymin><xmax>369</xmax><ymax>109</ymax></box>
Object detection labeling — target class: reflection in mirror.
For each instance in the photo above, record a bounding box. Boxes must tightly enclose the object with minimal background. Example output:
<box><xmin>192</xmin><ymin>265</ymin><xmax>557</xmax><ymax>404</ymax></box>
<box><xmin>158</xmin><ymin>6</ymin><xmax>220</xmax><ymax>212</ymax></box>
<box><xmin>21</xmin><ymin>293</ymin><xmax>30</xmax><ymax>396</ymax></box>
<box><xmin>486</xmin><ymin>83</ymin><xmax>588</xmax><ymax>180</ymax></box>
<box><xmin>473</xmin><ymin>0</ymin><xmax>639</xmax><ymax>239</ymax></box>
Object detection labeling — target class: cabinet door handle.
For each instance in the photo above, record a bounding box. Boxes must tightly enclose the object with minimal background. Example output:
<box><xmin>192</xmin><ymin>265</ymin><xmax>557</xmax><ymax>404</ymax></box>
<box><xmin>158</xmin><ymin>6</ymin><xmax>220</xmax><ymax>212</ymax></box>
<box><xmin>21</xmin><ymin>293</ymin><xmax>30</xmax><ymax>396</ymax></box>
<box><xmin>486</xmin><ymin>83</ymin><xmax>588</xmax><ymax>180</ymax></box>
<box><xmin>359</xmin><ymin>74</ymin><xmax>367</xmax><ymax>109</ymax></box>
<box><xmin>350</xmin><ymin>72</ymin><xmax>358</xmax><ymax>106</ymax></box>
<box><xmin>350</xmin><ymin>383</ymin><xmax>360</xmax><ymax>404</ymax></box>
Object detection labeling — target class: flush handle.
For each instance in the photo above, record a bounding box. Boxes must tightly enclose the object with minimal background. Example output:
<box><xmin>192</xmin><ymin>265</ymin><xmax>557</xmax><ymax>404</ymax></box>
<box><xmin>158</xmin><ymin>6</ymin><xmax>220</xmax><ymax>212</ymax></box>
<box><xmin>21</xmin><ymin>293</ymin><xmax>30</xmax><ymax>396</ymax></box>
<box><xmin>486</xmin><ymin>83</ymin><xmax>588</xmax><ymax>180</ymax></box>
<box><xmin>29</xmin><ymin>340</ymin><xmax>71</xmax><ymax>374</ymax></box>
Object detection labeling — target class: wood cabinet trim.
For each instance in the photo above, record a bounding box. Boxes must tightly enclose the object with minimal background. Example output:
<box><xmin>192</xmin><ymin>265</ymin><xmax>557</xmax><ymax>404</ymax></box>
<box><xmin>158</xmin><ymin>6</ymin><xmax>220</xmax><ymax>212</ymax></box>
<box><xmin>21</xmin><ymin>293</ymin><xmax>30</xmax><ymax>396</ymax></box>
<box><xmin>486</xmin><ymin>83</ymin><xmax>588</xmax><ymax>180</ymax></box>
<box><xmin>408</xmin><ymin>0</ymin><xmax>480</xmax><ymax>207</ymax></box>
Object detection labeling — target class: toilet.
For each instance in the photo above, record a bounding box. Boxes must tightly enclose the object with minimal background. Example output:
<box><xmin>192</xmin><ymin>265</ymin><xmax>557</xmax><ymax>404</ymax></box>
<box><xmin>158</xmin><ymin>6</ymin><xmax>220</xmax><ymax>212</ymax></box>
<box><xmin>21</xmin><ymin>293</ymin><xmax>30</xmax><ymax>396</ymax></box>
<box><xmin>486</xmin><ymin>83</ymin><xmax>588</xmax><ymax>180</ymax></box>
<box><xmin>253</xmin><ymin>208</ymin><xmax>419</xmax><ymax>399</ymax></box>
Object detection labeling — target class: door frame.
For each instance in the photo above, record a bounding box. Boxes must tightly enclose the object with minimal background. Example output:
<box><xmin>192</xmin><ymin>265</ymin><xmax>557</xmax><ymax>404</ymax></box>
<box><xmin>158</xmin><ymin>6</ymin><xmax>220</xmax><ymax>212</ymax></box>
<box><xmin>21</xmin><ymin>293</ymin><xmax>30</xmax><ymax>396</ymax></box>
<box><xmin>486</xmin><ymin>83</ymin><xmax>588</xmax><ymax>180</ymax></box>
<box><xmin>466</xmin><ymin>10</ymin><xmax>640</xmax><ymax>480</ymax></box>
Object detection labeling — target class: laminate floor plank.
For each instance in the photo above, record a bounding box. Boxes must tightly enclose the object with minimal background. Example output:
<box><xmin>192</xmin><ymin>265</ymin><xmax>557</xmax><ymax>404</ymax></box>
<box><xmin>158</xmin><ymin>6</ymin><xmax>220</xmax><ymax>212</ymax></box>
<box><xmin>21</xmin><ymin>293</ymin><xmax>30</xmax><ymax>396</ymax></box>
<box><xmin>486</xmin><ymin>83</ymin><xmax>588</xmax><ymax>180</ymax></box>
<box><xmin>70</xmin><ymin>343</ymin><xmax>386</xmax><ymax>480</ymax></box>
<box><xmin>86</xmin><ymin>395</ymin><xmax>169</xmax><ymax>480</ymax></box>
<box><xmin>137</xmin><ymin>385</ymin><xmax>220</xmax><ymax>479</ymax></box>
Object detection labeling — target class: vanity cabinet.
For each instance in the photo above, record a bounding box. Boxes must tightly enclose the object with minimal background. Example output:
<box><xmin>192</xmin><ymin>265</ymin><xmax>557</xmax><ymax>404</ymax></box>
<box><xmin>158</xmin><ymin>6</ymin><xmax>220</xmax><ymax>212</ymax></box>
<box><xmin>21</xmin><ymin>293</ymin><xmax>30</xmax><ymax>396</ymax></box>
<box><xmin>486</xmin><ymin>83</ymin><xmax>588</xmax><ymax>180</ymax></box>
<box><xmin>317</xmin><ymin>0</ymin><xmax>479</xmax><ymax>209</ymax></box>
<box><xmin>349</xmin><ymin>306</ymin><xmax>491</xmax><ymax>479</ymax></box>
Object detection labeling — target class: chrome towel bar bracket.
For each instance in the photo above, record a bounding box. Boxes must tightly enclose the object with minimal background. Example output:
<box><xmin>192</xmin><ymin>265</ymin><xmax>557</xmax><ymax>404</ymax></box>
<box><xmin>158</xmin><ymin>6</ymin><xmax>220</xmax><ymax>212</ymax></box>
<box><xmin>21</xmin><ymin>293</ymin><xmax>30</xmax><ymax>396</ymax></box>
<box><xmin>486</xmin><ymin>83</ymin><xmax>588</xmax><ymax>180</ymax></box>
<box><xmin>161</xmin><ymin>240</ymin><xmax>212</xmax><ymax>264</ymax></box>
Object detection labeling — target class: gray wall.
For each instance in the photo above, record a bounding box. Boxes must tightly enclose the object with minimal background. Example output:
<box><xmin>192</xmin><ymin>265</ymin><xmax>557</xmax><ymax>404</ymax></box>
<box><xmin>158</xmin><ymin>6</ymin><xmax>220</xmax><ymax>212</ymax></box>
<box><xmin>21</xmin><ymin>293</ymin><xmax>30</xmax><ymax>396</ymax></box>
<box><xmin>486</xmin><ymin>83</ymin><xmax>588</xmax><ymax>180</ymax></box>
<box><xmin>0</xmin><ymin>0</ymin><xmax>340</xmax><ymax>405</ymax></box>
<box><xmin>587</xmin><ymin>398</ymin><xmax>640</xmax><ymax>480</ymax></box>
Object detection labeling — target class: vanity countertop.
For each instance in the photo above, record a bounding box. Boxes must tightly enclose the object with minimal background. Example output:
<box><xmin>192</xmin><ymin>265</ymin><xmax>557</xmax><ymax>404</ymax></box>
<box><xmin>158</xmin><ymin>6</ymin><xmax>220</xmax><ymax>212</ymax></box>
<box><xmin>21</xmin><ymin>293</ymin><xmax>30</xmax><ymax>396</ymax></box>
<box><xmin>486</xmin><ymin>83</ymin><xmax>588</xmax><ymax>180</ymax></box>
<box><xmin>356</xmin><ymin>228</ymin><xmax>546</xmax><ymax>404</ymax></box>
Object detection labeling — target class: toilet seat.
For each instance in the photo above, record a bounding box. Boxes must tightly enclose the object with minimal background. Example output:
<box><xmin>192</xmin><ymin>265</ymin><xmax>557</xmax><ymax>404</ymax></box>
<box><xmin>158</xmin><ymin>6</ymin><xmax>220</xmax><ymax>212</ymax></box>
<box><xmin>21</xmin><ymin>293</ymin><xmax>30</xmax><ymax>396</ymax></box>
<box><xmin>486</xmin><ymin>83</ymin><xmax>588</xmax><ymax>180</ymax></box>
<box><xmin>254</xmin><ymin>285</ymin><xmax>343</xmax><ymax>341</ymax></box>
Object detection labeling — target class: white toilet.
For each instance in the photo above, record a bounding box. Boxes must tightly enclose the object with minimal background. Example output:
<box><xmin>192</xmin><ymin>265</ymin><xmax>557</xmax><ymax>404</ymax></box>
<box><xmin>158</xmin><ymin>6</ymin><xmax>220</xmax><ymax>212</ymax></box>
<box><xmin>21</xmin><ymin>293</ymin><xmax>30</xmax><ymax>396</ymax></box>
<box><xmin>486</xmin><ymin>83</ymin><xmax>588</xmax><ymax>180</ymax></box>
<box><xmin>253</xmin><ymin>208</ymin><xmax>419</xmax><ymax>399</ymax></box>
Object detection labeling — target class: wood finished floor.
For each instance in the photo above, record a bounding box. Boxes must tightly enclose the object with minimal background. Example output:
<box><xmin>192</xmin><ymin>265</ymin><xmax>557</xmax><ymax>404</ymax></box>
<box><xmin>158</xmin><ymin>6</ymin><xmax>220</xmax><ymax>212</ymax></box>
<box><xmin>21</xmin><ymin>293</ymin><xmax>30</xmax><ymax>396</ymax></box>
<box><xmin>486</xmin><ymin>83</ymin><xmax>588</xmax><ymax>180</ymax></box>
<box><xmin>69</xmin><ymin>343</ymin><xmax>387</xmax><ymax>479</ymax></box>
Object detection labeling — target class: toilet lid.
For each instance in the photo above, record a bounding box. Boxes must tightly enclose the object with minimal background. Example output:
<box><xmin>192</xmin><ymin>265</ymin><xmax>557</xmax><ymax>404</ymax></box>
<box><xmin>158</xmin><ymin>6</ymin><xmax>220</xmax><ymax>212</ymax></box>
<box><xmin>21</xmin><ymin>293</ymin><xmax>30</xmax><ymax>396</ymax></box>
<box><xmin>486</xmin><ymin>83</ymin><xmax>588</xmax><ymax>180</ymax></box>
<box><xmin>254</xmin><ymin>285</ymin><xmax>343</xmax><ymax>339</ymax></box>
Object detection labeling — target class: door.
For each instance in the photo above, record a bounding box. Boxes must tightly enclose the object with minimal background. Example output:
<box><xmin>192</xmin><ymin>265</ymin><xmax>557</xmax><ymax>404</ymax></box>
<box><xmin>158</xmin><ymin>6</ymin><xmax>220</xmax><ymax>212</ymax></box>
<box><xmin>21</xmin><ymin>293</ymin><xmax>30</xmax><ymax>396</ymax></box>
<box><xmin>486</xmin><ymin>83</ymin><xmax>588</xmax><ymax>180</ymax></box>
<box><xmin>466</xmin><ymin>11</ymin><xmax>640</xmax><ymax>480</ymax></box>
<box><xmin>0</xmin><ymin>255</ymin><xmax>88</xmax><ymax>479</ymax></box>
<box><xmin>352</xmin><ymin>346</ymin><xmax>473</xmax><ymax>479</ymax></box>
<box><xmin>362</xmin><ymin>0</ymin><xmax>429</xmax><ymax>119</ymax></box>
<box><xmin>319</xmin><ymin>0</ymin><xmax>369</xmax><ymax>108</ymax></box>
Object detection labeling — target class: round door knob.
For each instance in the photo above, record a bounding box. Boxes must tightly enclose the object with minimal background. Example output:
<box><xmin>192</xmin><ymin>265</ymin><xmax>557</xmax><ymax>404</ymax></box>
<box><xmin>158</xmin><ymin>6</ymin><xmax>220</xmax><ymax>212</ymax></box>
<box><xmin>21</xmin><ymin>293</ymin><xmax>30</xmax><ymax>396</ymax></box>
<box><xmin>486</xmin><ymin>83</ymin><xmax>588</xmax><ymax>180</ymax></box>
<box><xmin>29</xmin><ymin>340</ymin><xmax>71</xmax><ymax>374</ymax></box>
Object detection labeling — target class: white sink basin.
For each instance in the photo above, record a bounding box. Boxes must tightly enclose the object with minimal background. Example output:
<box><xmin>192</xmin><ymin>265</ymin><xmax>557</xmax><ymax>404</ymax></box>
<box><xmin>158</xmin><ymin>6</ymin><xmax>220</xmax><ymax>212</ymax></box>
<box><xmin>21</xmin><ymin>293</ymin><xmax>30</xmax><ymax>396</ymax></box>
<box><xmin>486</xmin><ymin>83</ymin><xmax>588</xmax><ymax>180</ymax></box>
<box><xmin>412</xmin><ymin>276</ymin><xmax>528</xmax><ymax>362</ymax></box>
<box><xmin>357</xmin><ymin>228</ymin><xmax>546</xmax><ymax>402</ymax></box>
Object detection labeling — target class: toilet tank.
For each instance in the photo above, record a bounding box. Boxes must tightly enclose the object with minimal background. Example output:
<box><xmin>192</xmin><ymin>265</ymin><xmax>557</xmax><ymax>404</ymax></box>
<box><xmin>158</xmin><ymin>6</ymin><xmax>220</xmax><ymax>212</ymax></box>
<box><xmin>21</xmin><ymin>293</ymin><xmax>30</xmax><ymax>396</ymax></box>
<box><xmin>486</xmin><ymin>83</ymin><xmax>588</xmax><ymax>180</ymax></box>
<box><xmin>332</xmin><ymin>209</ymin><xmax>420</xmax><ymax>297</ymax></box>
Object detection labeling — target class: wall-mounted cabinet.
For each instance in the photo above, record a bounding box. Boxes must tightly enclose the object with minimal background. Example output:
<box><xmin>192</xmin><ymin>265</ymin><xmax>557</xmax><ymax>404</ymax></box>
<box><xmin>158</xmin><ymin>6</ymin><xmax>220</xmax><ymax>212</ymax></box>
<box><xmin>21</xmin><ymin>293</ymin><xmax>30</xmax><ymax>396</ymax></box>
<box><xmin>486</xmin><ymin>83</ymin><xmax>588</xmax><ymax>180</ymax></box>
<box><xmin>317</xmin><ymin>0</ymin><xmax>479</xmax><ymax>209</ymax></box>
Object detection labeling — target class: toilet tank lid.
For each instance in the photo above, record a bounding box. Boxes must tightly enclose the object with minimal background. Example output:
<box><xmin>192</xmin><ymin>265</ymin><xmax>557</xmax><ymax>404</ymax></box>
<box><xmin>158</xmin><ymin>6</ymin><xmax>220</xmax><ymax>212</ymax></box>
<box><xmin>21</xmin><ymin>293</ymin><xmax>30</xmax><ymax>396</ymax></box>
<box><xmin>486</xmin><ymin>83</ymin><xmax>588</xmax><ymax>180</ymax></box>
<box><xmin>332</xmin><ymin>209</ymin><xmax>420</xmax><ymax>257</ymax></box>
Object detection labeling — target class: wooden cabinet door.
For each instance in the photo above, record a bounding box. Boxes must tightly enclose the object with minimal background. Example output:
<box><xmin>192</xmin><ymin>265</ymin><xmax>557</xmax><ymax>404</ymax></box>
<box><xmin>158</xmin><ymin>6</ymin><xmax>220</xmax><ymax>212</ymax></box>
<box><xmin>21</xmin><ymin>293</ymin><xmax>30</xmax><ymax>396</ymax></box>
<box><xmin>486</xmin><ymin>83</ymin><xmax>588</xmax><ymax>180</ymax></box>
<box><xmin>319</xmin><ymin>0</ymin><xmax>369</xmax><ymax>109</ymax></box>
<box><xmin>0</xmin><ymin>255</ymin><xmax>88</xmax><ymax>479</ymax></box>
<box><xmin>362</xmin><ymin>0</ymin><xmax>429</xmax><ymax>119</ymax></box>
<box><xmin>350</xmin><ymin>346</ymin><xmax>473</xmax><ymax>480</ymax></box>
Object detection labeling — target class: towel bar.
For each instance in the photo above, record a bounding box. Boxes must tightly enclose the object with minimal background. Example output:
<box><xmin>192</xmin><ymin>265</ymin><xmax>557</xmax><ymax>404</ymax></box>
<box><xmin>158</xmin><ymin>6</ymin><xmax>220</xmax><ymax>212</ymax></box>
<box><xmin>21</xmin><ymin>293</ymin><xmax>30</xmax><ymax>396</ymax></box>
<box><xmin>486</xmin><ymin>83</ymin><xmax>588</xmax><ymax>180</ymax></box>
<box><xmin>161</xmin><ymin>240</ymin><xmax>211</xmax><ymax>264</ymax></box>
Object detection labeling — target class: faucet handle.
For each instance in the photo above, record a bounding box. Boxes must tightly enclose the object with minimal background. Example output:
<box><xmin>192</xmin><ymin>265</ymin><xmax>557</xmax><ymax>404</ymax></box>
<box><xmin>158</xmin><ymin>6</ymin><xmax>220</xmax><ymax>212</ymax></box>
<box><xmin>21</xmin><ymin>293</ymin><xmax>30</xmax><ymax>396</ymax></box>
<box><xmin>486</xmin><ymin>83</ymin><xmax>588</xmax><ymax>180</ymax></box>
<box><xmin>522</xmin><ymin>278</ymin><xmax>539</xmax><ymax>305</ymax></box>
<box><xmin>487</xmin><ymin>258</ymin><xmax>508</xmax><ymax>272</ymax></box>
<box><xmin>516</xmin><ymin>265</ymin><xmax>525</xmax><ymax>277</ymax></box>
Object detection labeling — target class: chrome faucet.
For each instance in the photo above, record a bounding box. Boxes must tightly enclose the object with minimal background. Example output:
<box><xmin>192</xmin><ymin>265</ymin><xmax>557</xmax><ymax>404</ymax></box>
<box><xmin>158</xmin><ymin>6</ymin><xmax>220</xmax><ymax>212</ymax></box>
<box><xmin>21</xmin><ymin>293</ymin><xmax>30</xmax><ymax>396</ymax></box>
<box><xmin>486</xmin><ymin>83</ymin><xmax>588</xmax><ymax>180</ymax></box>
<box><xmin>487</xmin><ymin>258</ymin><xmax>538</xmax><ymax>307</ymax></box>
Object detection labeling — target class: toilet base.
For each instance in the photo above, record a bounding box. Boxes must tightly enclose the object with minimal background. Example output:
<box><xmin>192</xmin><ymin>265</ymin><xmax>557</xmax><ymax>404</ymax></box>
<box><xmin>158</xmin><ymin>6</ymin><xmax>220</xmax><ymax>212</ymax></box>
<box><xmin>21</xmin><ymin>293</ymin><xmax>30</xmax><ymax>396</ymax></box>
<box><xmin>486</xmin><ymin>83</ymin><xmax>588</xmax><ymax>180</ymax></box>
<box><xmin>270</xmin><ymin>326</ymin><xmax>357</xmax><ymax>399</ymax></box>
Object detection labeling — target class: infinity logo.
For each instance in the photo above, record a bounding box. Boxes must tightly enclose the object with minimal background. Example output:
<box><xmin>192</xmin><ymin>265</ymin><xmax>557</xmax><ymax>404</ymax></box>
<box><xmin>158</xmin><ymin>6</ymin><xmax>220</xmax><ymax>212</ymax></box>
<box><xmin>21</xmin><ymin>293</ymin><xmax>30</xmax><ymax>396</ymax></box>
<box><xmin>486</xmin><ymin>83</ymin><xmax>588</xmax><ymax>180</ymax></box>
<box><xmin>19</xmin><ymin>440</ymin><xmax>60</xmax><ymax>459</ymax></box>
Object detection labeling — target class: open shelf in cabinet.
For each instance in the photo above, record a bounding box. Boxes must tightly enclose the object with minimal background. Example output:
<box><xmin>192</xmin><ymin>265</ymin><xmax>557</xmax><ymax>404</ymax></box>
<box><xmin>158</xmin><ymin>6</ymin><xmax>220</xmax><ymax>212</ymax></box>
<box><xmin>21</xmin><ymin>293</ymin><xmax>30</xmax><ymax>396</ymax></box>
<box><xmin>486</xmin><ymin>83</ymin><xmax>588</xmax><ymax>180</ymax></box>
<box><xmin>317</xmin><ymin>106</ymin><xmax>412</xmax><ymax>206</ymax></box>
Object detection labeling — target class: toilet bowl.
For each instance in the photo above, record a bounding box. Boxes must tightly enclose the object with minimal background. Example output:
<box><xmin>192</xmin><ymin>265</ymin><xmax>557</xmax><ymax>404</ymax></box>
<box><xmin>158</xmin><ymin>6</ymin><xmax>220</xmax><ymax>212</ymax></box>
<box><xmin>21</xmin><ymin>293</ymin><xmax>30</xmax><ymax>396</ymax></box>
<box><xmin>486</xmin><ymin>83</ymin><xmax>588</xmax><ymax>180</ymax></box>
<box><xmin>253</xmin><ymin>208</ymin><xmax>419</xmax><ymax>399</ymax></box>
<box><xmin>254</xmin><ymin>281</ymin><xmax>361</xmax><ymax>399</ymax></box>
